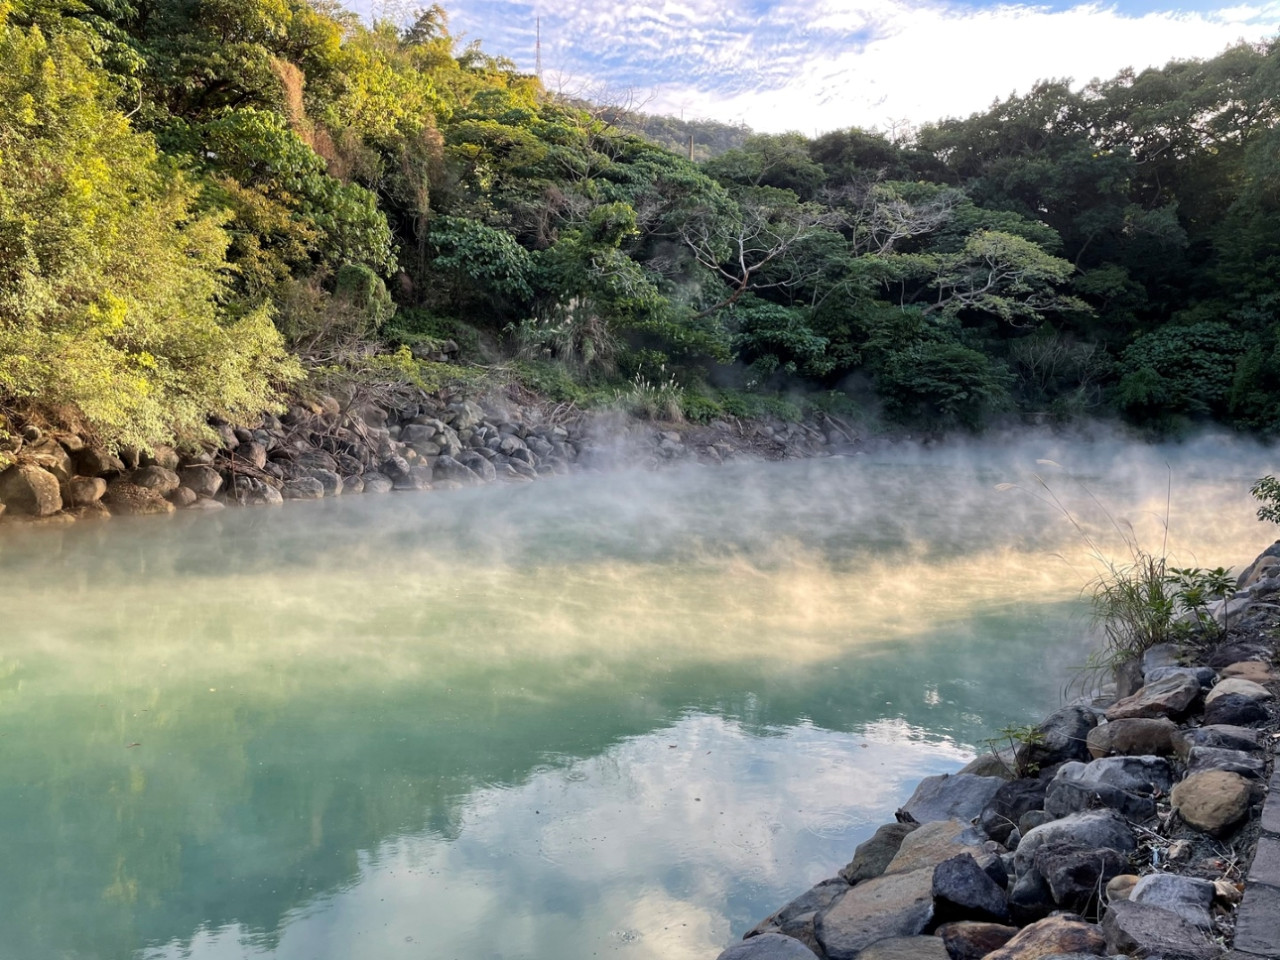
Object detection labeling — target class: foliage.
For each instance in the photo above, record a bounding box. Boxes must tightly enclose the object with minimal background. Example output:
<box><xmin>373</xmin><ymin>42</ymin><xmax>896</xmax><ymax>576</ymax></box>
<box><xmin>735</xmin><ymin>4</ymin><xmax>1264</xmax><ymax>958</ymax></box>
<box><xmin>1251</xmin><ymin>474</ymin><xmax>1280</xmax><ymax>524</ymax></box>
<box><xmin>1166</xmin><ymin>566</ymin><xmax>1235</xmax><ymax>639</ymax></box>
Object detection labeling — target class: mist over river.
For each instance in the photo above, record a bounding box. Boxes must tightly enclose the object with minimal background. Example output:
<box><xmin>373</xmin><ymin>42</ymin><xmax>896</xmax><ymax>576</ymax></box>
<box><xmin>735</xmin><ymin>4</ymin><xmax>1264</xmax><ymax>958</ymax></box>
<box><xmin>0</xmin><ymin>433</ymin><xmax>1274</xmax><ymax>960</ymax></box>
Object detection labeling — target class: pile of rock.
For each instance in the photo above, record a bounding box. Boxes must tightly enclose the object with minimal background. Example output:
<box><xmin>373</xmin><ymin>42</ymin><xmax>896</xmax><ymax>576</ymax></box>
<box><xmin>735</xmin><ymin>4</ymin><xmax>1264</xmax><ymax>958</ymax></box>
<box><xmin>723</xmin><ymin>550</ymin><xmax>1280</xmax><ymax>960</ymax></box>
<box><xmin>0</xmin><ymin>390</ymin><xmax>859</xmax><ymax>523</ymax></box>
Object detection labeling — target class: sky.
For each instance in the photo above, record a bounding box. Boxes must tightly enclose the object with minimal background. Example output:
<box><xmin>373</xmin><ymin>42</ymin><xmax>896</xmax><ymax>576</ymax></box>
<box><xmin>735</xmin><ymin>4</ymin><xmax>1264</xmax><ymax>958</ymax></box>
<box><xmin>361</xmin><ymin>0</ymin><xmax>1280</xmax><ymax>134</ymax></box>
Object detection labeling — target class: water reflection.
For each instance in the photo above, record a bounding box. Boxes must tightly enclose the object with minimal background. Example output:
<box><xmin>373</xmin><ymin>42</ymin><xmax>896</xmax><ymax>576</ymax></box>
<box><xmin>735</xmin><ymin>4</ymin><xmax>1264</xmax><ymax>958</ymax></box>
<box><xmin>0</xmin><ymin>435</ymin><xmax>1273</xmax><ymax>960</ymax></box>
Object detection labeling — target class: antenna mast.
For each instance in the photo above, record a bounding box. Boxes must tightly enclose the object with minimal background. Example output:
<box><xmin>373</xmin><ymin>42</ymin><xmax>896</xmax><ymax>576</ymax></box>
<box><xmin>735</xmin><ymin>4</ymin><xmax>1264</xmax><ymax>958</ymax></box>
<box><xmin>535</xmin><ymin>16</ymin><xmax>542</xmax><ymax>79</ymax></box>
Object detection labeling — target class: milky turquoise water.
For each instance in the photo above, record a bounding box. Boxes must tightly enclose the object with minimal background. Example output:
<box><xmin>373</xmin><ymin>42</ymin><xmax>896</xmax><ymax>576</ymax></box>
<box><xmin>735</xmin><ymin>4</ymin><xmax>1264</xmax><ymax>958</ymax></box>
<box><xmin>0</xmin><ymin>436</ymin><xmax>1270</xmax><ymax>960</ymax></box>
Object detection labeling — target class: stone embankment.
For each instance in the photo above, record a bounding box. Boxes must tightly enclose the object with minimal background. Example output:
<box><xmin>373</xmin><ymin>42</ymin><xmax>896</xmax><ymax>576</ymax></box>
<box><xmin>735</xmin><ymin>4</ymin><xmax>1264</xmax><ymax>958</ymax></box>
<box><xmin>0</xmin><ymin>388</ymin><xmax>862</xmax><ymax>523</ymax></box>
<box><xmin>721</xmin><ymin>550</ymin><xmax>1280</xmax><ymax>960</ymax></box>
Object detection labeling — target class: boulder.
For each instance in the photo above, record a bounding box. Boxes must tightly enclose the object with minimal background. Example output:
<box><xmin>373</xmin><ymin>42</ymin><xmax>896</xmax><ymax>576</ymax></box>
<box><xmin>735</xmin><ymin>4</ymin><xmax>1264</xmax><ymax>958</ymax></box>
<box><xmin>980</xmin><ymin>778</ymin><xmax>1048</xmax><ymax>845</ymax></box>
<box><xmin>885</xmin><ymin>820</ymin><xmax>988</xmax><ymax>875</ymax></box>
<box><xmin>433</xmin><ymin>455</ymin><xmax>479</xmax><ymax>485</ymax></box>
<box><xmin>179</xmin><ymin>465</ymin><xmax>223</xmax><ymax>498</ymax></box>
<box><xmin>1043</xmin><ymin>756</ymin><xmax>1172</xmax><ymax>821</ymax></box>
<box><xmin>934</xmin><ymin>921</ymin><xmax>1018</xmax><ymax>960</ymax></box>
<box><xmin>1102</xmin><ymin>900</ymin><xmax>1221</xmax><ymax>959</ymax></box>
<box><xmin>1202</xmin><ymin>693</ymin><xmax>1269</xmax><ymax>727</ymax></box>
<box><xmin>1106</xmin><ymin>874</ymin><xmax>1140</xmax><ymax>902</ymax></box>
<box><xmin>341</xmin><ymin>475</ymin><xmax>364</xmax><ymax>495</ymax></box>
<box><xmin>234</xmin><ymin>440</ymin><xmax>268</xmax><ymax>469</ymax></box>
<box><xmin>228</xmin><ymin>477</ymin><xmax>283</xmax><ymax>507</ymax></box>
<box><xmin>1145</xmin><ymin>665</ymin><xmax>1216</xmax><ymax>689</ymax></box>
<box><xmin>66</xmin><ymin>476</ymin><xmax>107</xmax><ymax>507</ymax></box>
<box><xmin>814</xmin><ymin>867</ymin><xmax>934</xmax><ymax>960</ymax></box>
<box><xmin>1104</xmin><ymin>673</ymin><xmax>1200</xmax><ymax>721</ymax></box>
<box><xmin>0</xmin><ymin>463</ymin><xmax>62</xmax><ymax>516</ymax></box>
<box><xmin>857</xmin><ymin>935</ymin><xmax>949</xmax><ymax>960</ymax></box>
<box><xmin>1007</xmin><ymin>867</ymin><xmax>1055</xmax><ymax>925</ymax></box>
<box><xmin>1142</xmin><ymin>643</ymin><xmax>1181</xmax><ymax>675</ymax></box>
<box><xmin>104</xmin><ymin>480</ymin><xmax>174</xmax><ymax>515</ymax></box>
<box><xmin>282</xmin><ymin>478</ymin><xmax>325</xmax><ymax>500</ymax></box>
<box><xmin>1205</xmin><ymin>677</ymin><xmax>1273</xmax><ymax>704</ymax></box>
<box><xmin>24</xmin><ymin>439</ymin><xmax>73</xmax><ymax>482</ymax></box>
<box><xmin>1176</xmin><ymin>724</ymin><xmax>1260</xmax><ymax>758</ymax></box>
<box><xmin>981</xmin><ymin>915</ymin><xmax>1107</xmax><ymax>960</ymax></box>
<box><xmin>1185</xmin><ymin>745</ymin><xmax>1267</xmax><ymax>780</ymax></box>
<box><xmin>900</xmin><ymin>774</ymin><xmax>1006</xmax><ymax>825</ymax></box>
<box><xmin>362</xmin><ymin>472</ymin><xmax>394</xmax><ymax>494</ymax></box>
<box><xmin>1016</xmin><ymin>810</ymin><xmax>1136</xmax><ymax>875</ymax></box>
<box><xmin>186</xmin><ymin>497</ymin><xmax>225</xmax><ymax>511</ymax></box>
<box><xmin>1086</xmin><ymin>718</ymin><xmax>1182</xmax><ymax>759</ymax></box>
<box><xmin>458</xmin><ymin>450</ymin><xmax>498</xmax><ymax>483</ymax></box>
<box><xmin>167</xmin><ymin>486</ymin><xmax>197</xmax><ymax>508</ymax></box>
<box><xmin>1033</xmin><ymin>840</ymin><xmax>1130</xmax><ymax>915</ymax></box>
<box><xmin>717</xmin><ymin>934</ymin><xmax>817</xmax><ymax>960</ymax></box>
<box><xmin>932</xmin><ymin>853</ymin><xmax>1009</xmax><ymax>923</ymax></box>
<box><xmin>1170</xmin><ymin>770</ymin><xmax>1252</xmax><ymax>836</ymax></box>
<box><xmin>131</xmin><ymin>465</ymin><xmax>180</xmax><ymax>496</ymax></box>
<box><xmin>958</xmin><ymin>748</ymin><xmax>1019</xmax><ymax>780</ymax></box>
<box><xmin>1220</xmin><ymin>661</ymin><xmax>1275</xmax><ymax>683</ymax></box>
<box><xmin>1022</xmin><ymin>705</ymin><xmax>1098</xmax><ymax>768</ymax></box>
<box><xmin>1206</xmin><ymin>641</ymin><xmax>1273</xmax><ymax>670</ymax></box>
<box><xmin>74</xmin><ymin>446</ymin><xmax>125</xmax><ymax>476</ymax></box>
<box><xmin>747</xmin><ymin>878</ymin><xmax>847</xmax><ymax>953</ymax></box>
<box><xmin>303</xmin><ymin>468</ymin><xmax>342</xmax><ymax>497</ymax></box>
<box><xmin>140</xmin><ymin>444</ymin><xmax>180</xmax><ymax>469</ymax></box>
<box><xmin>840</xmin><ymin>823</ymin><xmax>917</xmax><ymax>885</ymax></box>
<box><xmin>1129</xmin><ymin>874</ymin><xmax>1215</xmax><ymax>931</ymax></box>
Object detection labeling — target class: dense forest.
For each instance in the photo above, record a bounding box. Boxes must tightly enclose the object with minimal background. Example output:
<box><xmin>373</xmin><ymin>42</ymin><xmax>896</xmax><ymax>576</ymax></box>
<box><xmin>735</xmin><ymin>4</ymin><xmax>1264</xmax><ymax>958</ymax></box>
<box><xmin>3</xmin><ymin>0</ymin><xmax>1280</xmax><ymax>459</ymax></box>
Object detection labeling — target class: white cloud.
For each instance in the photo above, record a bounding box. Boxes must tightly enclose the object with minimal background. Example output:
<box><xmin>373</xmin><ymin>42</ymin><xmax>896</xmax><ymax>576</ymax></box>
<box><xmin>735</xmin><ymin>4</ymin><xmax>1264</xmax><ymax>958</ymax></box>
<box><xmin>417</xmin><ymin>0</ymin><xmax>1280</xmax><ymax>133</ymax></box>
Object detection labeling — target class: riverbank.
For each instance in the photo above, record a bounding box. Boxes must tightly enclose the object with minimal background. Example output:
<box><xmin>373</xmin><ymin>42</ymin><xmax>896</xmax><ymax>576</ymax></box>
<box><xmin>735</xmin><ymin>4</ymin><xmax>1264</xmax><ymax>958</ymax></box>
<box><xmin>0</xmin><ymin>383</ymin><xmax>865</xmax><ymax>523</ymax></box>
<box><xmin>723</xmin><ymin>547</ymin><xmax>1280</xmax><ymax>960</ymax></box>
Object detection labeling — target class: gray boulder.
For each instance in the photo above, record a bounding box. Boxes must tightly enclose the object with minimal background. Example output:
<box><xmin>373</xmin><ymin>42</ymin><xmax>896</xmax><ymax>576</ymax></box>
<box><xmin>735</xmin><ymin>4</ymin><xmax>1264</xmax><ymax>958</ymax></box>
<box><xmin>1105</xmin><ymin>673</ymin><xmax>1201</xmax><ymax>721</ymax></box>
<box><xmin>179</xmin><ymin>465</ymin><xmax>223</xmax><ymax>498</ymax></box>
<box><xmin>362</xmin><ymin>472</ymin><xmax>394</xmax><ymax>494</ymax></box>
<box><xmin>303</xmin><ymin>468</ymin><xmax>342</xmax><ymax>497</ymax></box>
<box><xmin>814</xmin><ymin>866</ymin><xmax>934</xmax><ymax>960</ymax></box>
<box><xmin>1044</xmin><ymin>756</ymin><xmax>1172</xmax><ymax>821</ymax></box>
<box><xmin>716</xmin><ymin>934</ymin><xmax>817</xmax><ymax>960</ymax></box>
<box><xmin>1203</xmin><ymin>693</ymin><xmax>1268</xmax><ymax>727</ymax></box>
<box><xmin>1177</xmin><ymin>724</ymin><xmax>1260</xmax><ymax>756</ymax></box>
<box><xmin>1129</xmin><ymin>874</ymin><xmax>1215</xmax><ymax>930</ymax></box>
<box><xmin>1086</xmin><ymin>717</ymin><xmax>1182</xmax><ymax>759</ymax></box>
<box><xmin>1022</xmin><ymin>705</ymin><xmax>1098</xmax><ymax>769</ymax></box>
<box><xmin>0</xmin><ymin>463</ymin><xmax>62</xmax><ymax>516</ymax></box>
<box><xmin>1144</xmin><ymin>665</ymin><xmax>1216</xmax><ymax>689</ymax></box>
<box><xmin>130</xmin><ymin>465</ymin><xmax>180</xmax><ymax>497</ymax></box>
<box><xmin>746</xmin><ymin>878</ymin><xmax>847</xmax><ymax>954</ymax></box>
<box><xmin>282</xmin><ymin>478</ymin><xmax>325</xmax><ymax>500</ymax></box>
<box><xmin>839</xmin><ymin>823</ymin><xmax>917</xmax><ymax>884</ymax></box>
<box><xmin>932</xmin><ymin>853</ymin><xmax>1009</xmax><ymax>923</ymax></box>
<box><xmin>1016</xmin><ymin>810</ymin><xmax>1136</xmax><ymax>876</ymax></box>
<box><xmin>1033</xmin><ymin>840</ymin><xmax>1130</xmax><ymax>915</ymax></box>
<box><xmin>1102</xmin><ymin>900</ymin><xmax>1221</xmax><ymax>959</ymax></box>
<box><xmin>433</xmin><ymin>455</ymin><xmax>479</xmax><ymax>485</ymax></box>
<box><xmin>900</xmin><ymin>773</ymin><xmax>1006</xmax><ymax>825</ymax></box>
<box><xmin>1186</xmin><ymin>745</ymin><xmax>1267</xmax><ymax>780</ymax></box>
<box><xmin>979</xmin><ymin>778</ymin><xmax>1048</xmax><ymax>845</ymax></box>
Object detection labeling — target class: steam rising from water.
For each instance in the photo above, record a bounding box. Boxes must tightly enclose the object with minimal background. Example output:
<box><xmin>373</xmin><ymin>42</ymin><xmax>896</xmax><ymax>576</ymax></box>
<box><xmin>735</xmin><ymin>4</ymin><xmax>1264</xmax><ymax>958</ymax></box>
<box><xmin>0</xmin><ymin>430</ymin><xmax>1275</xmax><ymax>960</ymax></box>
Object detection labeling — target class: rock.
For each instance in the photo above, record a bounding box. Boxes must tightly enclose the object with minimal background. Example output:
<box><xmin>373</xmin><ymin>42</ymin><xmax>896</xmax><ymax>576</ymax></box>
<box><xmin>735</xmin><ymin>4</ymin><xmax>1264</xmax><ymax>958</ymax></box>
<box><xmin>935</xmin><ymin>921</ymin><xmax>1018</xmax><ymax>960</ymax></box>
<box><xmin>1019</xmin><ymin>810</ymin><xmax>1055</xmax><ymax>835</ymax></box>
<box><xmin>458</xmin><ymin>450</ymin><xmax>497</xmax><ymax>483</ymax></box>
<box><xmin>840</xmin><ymin>823</ymin><xmax>917</xmax><ymax>884</ymax></box>
<box><xmin>186</xmin><ymin>498</ymin><xmax>225</xmax><ymax>511</ymax></box>
<box><xmin>1106</xmin><ymin>874</ymin><xmax>1140</xmax><ymax>902</ymax></box>
<box><xmin>1033</xmin><ymin>840</ymin><xmax>1130</xmax><ymax>914</ymax></box>
<box><xmin>932</xmin><ymin>853</ymin><xmax>1009</xmax><ymax>923</ymax></box>
<box><xmin>228</xmin><ymin>477</ymin><xmax>283</xmax><ymax>507</ymax></box>
<box><xmin>1144</xmin><ymin>665</ymin><xmax>1217</xmax><ymax>689</ymax></box>
<box><xmin>0</xmin><ymin>463</ymin><xmax>62</xmax><ymax>516</ymax></box>
<box><xmin>74</xmin><ymin>447</ymin><xmax>125</xmax><ymax>476</ymax></box>
<box><xmin>900</xmin><ymin>774</ymin><xmax>1006</xmax><ymax>825</ymax></box>
<box><xmin>1176</xmin><ymin>724</ymin><xmax>1261</xmax><ymax>757</ymax></box>
<box><xmin>282</xmin><ymin>478</ymin><xmax>325</xmax><ymax>500</ymax></box>
<box><xmin>341</xmin><ymin>475</ymin><xmax>364</xmax><ymax>495</ymax></box>
<box><xmin>980</xmin><ymin>779</ymin><xmax>1048</xmax><ymax>846</ymax></box>
<box><xmin>24</xmin><ymin>439</ymin><xmax>73</xmax><ymax>482</ymax></box>
<box><xmin>1086</xmin><ymin>718</ymin><xmax>1182</xmax><ymax>759</ymax></box>
<box><xmin>856</xmin><ymin>935</ymin><xmax>949</xmax><ymax>960</ymax></box>
<box><xmin>1129</xmin><ymin>874</ymin><xmax>1215</xmax><ymax>931</ymax></box>
<box><xmin>167</xmin><ymin>486</ymin><xmax>197</xmax><ymax>508</ymax></box>
<box><xmin>958</xmin><ymin>748</ymin><xmax>1019</xmax><ymax>780</ymax></box>
<box><xmin>1207</xmin><ymin>641</ymin><xmax>1273</xmax><ymax>670</ymax></box>
<box><xmin>1142</xmin><ymin>643</ymin><xmax>1181</xmax><ymax>675</ymax></box>
<box><xmin>1016</xmin><ymin>810</ymin><xmax>1136</xmax><ymax>875</ymax></box>
<box><xmin>747</xmin><ymin>878</ymin><xmax>847</xmax><ymax>953</ymax></box>
<box><xmin>1203</xmin><ymin>693</ymin><xmax>1269</xmax><ymax>727</ymax></box>
<box><xmin>814</xmin><ymin>866</ymin><xmax>934</xmax><ymax>960</ymax></box>
<box><xmin>179</xmin><ymin>465</ymin><xmax>223</xmax><ymax>498</ymax></box>
<box><xmin>433</xmin><ymin>455</ymin><xmax>479</xmax><ymax>485</ymax></box>
<box><xmin>1104</xmin><ymin>673</ymin><xmax>1201</xmax><ymax>721</ymax></box>
<box><xmin>1220</xmin><ymin>661</ymin><xmax>1275</xmax><ymax>683</ymax></box>
<box><xmin>234</xmin><ymin>440</ymin><xmax>268</xmax><ymax>469</ymax></box>
<box><xmin>1205</xmin><ymin>677</ymin><xmax>1273</xmax><ymax>704</ymax></box>
<box><xmin>104</xmin><ymin>480</ymin><xmax>175</xmax><ymax>515</ymax></box>
<box><xmin>362</xmin><ymin>472</ymin><xmax>394</xmax><ymax>494</ymax></box>
<box><xmin>981</xmin><ymin>915</ymin><xmax>1107</xmax><ymax>960</ymax></box>
<box><xmin>716</xmin><ymin>933</ymin><xmax>818</xmax><ymax>960</ymax></box>
<box><xmin>1170</xmin><ymin>770</ymin><xmax>1252</xmax><ymax>836</ymax></box>
<box><xmin>886</xmin><ymin>820</ymin><xmax>988</xmax><ymax>875</ymax></box>
<box><xmin>1022</xmin><ymin>706</ymin><xmax>1098</xmax><ymax>768</ymax></box>
<box><xmin>66</xmin><ymin>476</ymin><xmax>107</xmax><ymax>507</ymax></box>
<box><xmin>140</xmin><ymin>445</ymin><xmax>180</xmax><ymax>470</ymax></box>
<box><xmin>303</xmin><ymin>468</ymin><xmax>342</xmax><ymax>497</ymax></box>
<box><xmin>446</xmin><ymin>400</ymin><xmax>485</xmax><ymax>431</ymax></box>
<box><xmin>131</xmin><ymin>465</ymin><xmax>180</xmax><ymax>496</ymax></box>
<box><xmin>1044</xmin><ymin>756</ymin><xmax>1172</xmax><ymax>821</ymax></box>
<box><xmin>1186</xmin><ymin>745</ymin><xmax>1267</xmax><ymax>780</ymax></box>
<box><xmin>1102</xmin><ymin>900</ymin><xmax>1221</xmax><ymax>959</ymax></box>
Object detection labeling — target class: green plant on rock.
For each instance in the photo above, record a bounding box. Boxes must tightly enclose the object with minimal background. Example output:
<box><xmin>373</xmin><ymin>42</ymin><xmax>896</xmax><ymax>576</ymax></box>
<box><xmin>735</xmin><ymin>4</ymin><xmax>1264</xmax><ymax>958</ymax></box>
<box><xmin>984</xmin><ymin>723</ymin><xmax>1046</xmax><ymax>778</ymax></box>
<box><xmin>1251</xmin><ymin>474</ymin><xmax>1280</xmax><ymax>524</ymax></box>
<box><xmin>1166</xmin><ymin>566</ymin><xmax>1236</xmax><ymax>639</ymax></box>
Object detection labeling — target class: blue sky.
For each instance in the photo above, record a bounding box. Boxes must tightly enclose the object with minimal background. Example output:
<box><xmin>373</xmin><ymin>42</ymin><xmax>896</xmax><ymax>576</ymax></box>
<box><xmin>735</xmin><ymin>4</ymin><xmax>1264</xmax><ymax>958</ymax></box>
<box><xmin>360</xmin><ymin>0</ymin><xmax>1280</xmax><ymax>133</ymax></box>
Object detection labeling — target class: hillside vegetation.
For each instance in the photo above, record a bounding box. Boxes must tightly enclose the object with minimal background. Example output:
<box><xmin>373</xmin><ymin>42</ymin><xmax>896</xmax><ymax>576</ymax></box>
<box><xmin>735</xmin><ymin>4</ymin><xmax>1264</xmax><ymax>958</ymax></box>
<box><xmin>4</xmin><ymin>0</ymin><xmax>1280</xmax><ymax>458</ymax></box>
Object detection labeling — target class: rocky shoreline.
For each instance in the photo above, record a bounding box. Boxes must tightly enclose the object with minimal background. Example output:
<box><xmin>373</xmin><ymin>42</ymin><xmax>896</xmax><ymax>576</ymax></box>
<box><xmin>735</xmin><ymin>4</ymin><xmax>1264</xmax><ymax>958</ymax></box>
<box><xmin>0</xmin><ymin>384</ymin><xmax>863</xmax><ymax>523</ymax></box>
<box><xmin>721</xmin><ymin>549</ymin><xmax>1280</xmax><ymax>960</ymax></box>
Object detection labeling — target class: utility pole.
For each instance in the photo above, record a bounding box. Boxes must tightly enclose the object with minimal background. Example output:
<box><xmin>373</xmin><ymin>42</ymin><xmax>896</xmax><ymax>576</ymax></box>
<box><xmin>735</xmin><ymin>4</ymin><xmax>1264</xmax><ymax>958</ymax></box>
<box><xmin>535</xmin><ymin>16</ymin><xmax>542</xmax><ymax>79</ymax></box>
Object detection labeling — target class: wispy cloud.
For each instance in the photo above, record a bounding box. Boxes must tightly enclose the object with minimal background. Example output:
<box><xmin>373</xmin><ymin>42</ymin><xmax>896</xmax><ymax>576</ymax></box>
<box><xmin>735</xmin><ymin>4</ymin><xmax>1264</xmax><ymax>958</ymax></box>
<box><xmin>371</xmin><ymin>0</ymin><xmax>1280</xmax><ymax>132</ymax></box>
